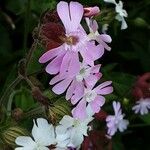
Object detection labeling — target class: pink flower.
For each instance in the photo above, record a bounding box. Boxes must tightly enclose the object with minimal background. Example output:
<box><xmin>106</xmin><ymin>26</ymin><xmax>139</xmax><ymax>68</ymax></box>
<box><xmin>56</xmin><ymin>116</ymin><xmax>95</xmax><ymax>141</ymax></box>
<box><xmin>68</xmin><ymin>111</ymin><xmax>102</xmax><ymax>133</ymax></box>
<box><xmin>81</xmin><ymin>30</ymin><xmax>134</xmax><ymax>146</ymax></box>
<box><xmin>72</xmin><ymin>80</ymin><xmax>113</xmax><ymax>120</ymax></box>
<box><xmin>50</xmin><ymin>63</ymin><xmax>101</xmax><ymax>101</ymax></box>
<box><xmin>106</xmin><ymin>101</ymin><xmax>129</xmax><ymax>136</ymax></box>
<box><xmin>39</xmin><ymin>1</ymin><xmax>104</xmax><ymax>77</ymax></box>
<box><xmin>84</xmin><ymin>6</ymin><xmax>100</xmax><ymax>17</ymax></box>
<box><xmin>86</xmin><ymin>18</ymin><xmax>112</xmax><ymax>51</ymax></box>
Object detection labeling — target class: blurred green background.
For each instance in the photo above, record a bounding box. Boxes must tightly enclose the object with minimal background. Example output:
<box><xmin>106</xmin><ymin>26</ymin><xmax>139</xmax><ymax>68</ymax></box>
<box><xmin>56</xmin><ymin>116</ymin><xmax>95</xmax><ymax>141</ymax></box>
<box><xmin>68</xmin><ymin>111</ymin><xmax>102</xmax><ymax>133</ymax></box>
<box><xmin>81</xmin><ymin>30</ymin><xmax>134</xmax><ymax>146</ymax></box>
<box><xmin>0</xmin><ymin>0</ymin><xmax>150</xmax><ymax>149</ymax></box>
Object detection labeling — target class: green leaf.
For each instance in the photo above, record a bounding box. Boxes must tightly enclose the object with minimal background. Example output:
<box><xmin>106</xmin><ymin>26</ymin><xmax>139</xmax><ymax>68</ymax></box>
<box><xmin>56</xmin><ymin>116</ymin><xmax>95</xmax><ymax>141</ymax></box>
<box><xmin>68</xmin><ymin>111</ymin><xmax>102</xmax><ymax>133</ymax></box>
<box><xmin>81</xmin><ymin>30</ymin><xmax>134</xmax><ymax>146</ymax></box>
<box><xmin>6</xmin><ymin>0</ymin><xmax>27</xmax><ymax>14</ymax></box>
<box><xmin>102</xmin><ymin>63</ymin><xmax>118</xmax><ymax>73</ymax></box>
<box><xmin>140</xmin><ymin>114</ymin><xmax>150</xmax><ymax>124</ymax></box>
<box><xmin>27</xmin><ymin>45</ymin><xmax>43</xmax><ymax>74</ymax></box>
<box><xmin>14</xmin><ymin>87</ymin><xmax>35</xmax><ymax>111</ymax></box>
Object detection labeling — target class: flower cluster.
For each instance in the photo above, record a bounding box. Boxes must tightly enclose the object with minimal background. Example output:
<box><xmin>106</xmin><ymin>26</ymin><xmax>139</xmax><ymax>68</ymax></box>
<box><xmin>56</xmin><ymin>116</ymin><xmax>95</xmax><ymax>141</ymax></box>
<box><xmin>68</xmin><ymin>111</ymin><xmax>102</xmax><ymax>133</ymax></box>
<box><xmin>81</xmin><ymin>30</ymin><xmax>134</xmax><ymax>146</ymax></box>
<box><xmin>15</xmin><ymin>116</ymin><xmax>93</xmax><ymax>150</ymax></box>
<box><xmin>15</xmin><ymin>1</ymin><xmax>131</xmax><ymax>149</ymax></box>
<box><xmin>39</xmin><ymin>1</ymin><xmax>113</xmax><ymax>121</ymax></box>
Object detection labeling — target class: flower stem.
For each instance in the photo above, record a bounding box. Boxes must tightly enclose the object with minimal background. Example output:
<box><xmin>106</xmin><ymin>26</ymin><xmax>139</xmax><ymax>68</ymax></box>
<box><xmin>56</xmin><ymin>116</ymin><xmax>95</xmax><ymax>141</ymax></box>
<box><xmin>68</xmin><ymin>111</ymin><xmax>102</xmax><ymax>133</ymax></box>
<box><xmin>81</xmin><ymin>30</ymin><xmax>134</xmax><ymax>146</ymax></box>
<box><xmin>0</xmin><ymin>76</ymin><xmax>22</xmax><ymax>107</ymax></box>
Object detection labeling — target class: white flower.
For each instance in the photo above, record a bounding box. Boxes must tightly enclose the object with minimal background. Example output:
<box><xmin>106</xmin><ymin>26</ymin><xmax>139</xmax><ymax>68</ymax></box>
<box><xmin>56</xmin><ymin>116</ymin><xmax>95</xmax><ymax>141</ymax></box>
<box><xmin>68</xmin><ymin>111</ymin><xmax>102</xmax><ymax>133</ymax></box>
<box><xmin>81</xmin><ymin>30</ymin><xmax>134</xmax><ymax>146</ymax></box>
<box><xmin>56</xmin><ymin>115</ymin><xmax>93</xmax><ymax>148</ymax></box>
<box><xmin>104</xmin><ymin>0</ymin><xmax>128</xmax><ymax>29</ymax></box>
<box><xmin>132</xmin><ymin>98</ymin><xmax>150</xmax><ymax>115</ymax></box>
<box><xmin>15</xmin><ymin>118</ymin><xmax>56</xmax><ymax>150</ymax></box>
<box><xmin>106</xmin><ymin>101</ymin><xmax>129</xmax><ymax>136</ymax></box>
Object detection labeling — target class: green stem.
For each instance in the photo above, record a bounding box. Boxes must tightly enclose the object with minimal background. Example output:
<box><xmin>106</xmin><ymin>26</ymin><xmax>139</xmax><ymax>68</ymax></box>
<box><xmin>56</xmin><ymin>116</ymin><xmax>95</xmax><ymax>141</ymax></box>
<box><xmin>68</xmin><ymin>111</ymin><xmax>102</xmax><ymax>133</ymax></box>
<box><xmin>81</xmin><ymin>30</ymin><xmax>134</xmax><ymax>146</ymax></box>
<box><xmin>0</xmin><ymin>76</ymin><xmax>22</xmax><ymax>107</ymax></box>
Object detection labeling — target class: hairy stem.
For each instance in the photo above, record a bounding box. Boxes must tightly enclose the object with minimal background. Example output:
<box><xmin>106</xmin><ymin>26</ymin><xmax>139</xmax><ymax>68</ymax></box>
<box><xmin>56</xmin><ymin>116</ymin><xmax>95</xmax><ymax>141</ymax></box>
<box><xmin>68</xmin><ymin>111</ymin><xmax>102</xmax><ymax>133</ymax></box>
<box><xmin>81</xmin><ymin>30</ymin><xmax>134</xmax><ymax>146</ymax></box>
<box><xmin>0</xmin><ymin>76</ymin><xmax>22</xmax><ymax>107</ymax></box>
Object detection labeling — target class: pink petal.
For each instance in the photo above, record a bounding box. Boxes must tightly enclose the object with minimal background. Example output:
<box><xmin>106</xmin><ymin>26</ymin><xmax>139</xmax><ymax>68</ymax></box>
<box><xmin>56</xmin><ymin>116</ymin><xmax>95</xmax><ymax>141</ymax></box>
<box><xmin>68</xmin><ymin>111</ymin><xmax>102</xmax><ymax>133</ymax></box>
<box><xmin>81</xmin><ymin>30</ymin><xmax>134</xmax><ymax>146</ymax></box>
<box><xmin>57</xmin><ymin>1</ymin><xmax>71</xmax><ymax>32</ymax></box>
<box><xmin>71</xmin><ymin>81</ymin><xmax>84</xmax><ymax>104</ymax></box>
<box><xmin>85</xmin><ymin>73</ymin><xmax>101</xmax><ymax>89</ymax></box>
<box><xmin>96</xmin><ymin>87</ymin><xmax>113</xmax><ymax>95</ymax></box>
<box><xmin>96</xmin><ymin>35</ymin><xmax>111</xmax><ymax>51</ymax></box>
<box><xmin>100</xmin><ymin>34</ymin><xmax>112</xmax><ymax>43</ymax></box>
<box><xmin>91</xmin><ymin>20</ymin><xmax>98</xmax><ymax>33</ymax></box>
<box><xmin>72</xmin><ymin>100</ymin><xmax>87</xmax><ymax>120</ymax></box>
<box><xmin>68</xmin><ymin>52</ymin><xmax>80</xmax><ymax>77</ymax></box>
<box><xmin>92</xmin><ymin>44</ymin><xmax>104</xmax><ymax>60</ymax></box>
<box><xmin>52</xmin><ymin>78</ymin><xmax>72</xmax><ymax>95</ymax></box>
<box><xmin>45</xmin><ymin>53</ymin><xmax>65</xmax><ymax>74</ymax></box>
<box><xmin>59</xmin><ymin>51</ymin><xmax>72</xmax><ymax>76</ymax></box>
<box><xmin>49</xmin><ymin>74</ymin><xmax>66</xmax><ymax>85</ymax></box>
<box><xmin>90</xmin><ymin>95</ymin><xmax>105</xmax><ymax>113</ymax></box>
<box><xmin>95</xmin><ymin>81</ymin><xmax>112</xmax><ymax>91</ymax></box>
<box><xmin>39</xmin><ymin>45</ymin><xmax>64</xmax><ymax>63</ymax></box>
<box><xmin>80</xmin><ymin>45</ymin><xmax>94</xmax><ymax>66</ymax></box>
<box><xmin>70</xmin><ymin>1</ymin><xmax>84</xmax><ymax>31</ymax></box>
<box><xmin>90</xmin><ymin>64</ymin><xmax>101</xmax><ymax>73</ymax></box>
<box><xmin>57</xmin><ymin>1</ymin><xmax>83</xmax><ymax>33</ymax></box>
<box><xmin>66</xmin><ymin>80</ymin><xmax>76</xmax><ymax>100</ymax></box>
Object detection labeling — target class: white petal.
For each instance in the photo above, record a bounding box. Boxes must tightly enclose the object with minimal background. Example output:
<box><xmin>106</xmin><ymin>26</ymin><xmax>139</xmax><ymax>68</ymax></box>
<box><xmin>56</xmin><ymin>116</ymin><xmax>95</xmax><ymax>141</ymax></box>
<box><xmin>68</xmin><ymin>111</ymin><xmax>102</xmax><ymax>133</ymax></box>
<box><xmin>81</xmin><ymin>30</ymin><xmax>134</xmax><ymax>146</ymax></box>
<box><xmin>32</xmin><ymin>118</ymin><xmax>56</xmax><ymax>146</ymax></box>
<box><xmin>121</xmin><ymin>17</ymin><xmax>128</xmax><ymax>29</ymax></box>
<box><xmin>15</xmin><ymin>136</ymin><xmax>36</xmax><ymax>149</ymax></box>
<box><xmin>104</xmin><ymin>0</ymin><xmax>116</xmax><ymax>4</ymax></box>
<box><xmin>59</xmin><ymin>115</ymin><xmax>74</xmax><ymax>128</ymax></box>
<box><xmin>70</xmin><ymin>128</ymin><xmax>84</xmax><ymax>147</ymax></box>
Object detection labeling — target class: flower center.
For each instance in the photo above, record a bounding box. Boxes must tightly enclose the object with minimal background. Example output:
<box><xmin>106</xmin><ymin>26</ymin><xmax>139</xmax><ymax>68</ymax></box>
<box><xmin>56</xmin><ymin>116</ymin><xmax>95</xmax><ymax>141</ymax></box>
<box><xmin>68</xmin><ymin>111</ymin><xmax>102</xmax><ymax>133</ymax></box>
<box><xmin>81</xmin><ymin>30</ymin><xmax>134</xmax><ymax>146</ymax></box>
<box><xmin>60</xmin><ymin>35</ymin><xmax>79</xmax><ymax>45</ymax></box>
<box><xmin>85</xmin><ymin>89</ymin><xmax>97</xmax><ymax>102</ymax></box>
<box><xmin>76</xmin><ymin>66</ymin><xmax>90</xmax><ymax>82</ymax></box>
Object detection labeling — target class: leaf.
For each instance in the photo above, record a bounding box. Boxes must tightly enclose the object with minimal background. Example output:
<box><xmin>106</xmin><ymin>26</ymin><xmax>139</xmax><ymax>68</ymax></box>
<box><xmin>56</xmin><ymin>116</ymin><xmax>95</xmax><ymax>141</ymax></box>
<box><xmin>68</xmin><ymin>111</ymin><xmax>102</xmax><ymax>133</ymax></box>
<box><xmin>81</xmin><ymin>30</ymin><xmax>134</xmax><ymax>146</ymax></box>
<box><xmin>118</xmin><ymin>51</ymin><xmax>138</xmax><ymax>60</ymax></box>
<box><xmin>102</xmin><ymin>63</ymin><xmax>118</xmax><ymax>73</ymax></box>
<box><xmin>14</xmin><ymin>87</ymin><xmax>35</xmax><ymax>111</ymax></box>
<box><xmin>140</xmin><ymin>114</ymin><xmax>150</xmax><ymax>124</ymax></box>
<box><xmin>27</xmin><ymin>45</ymin><xmax>43</xmax><ymax>74</ymax></box>
<box><xmin>5</xmin><ymin>0</ymin><xmax>27</xmax><ymax>14</ymax></box>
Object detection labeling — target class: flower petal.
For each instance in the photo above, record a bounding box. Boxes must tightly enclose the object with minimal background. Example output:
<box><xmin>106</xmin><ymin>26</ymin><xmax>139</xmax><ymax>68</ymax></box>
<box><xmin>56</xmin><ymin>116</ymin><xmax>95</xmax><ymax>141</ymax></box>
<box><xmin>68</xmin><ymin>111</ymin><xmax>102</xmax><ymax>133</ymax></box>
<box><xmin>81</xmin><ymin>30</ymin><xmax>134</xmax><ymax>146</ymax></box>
<box><xmin>69</xmin><ymin>1</ymin><xmax>84</xmax><ymax>31</ymax></box>
<box><xmin>32</xmin><ymin>118</ymin><xmax>56</xmax><ymax>146</ymax></box>
<box><xmin>45</xmin><ymin>52</ymin><xmax>65</xmax><ymax>74</ymax></box>
<box><xmin>90</xmin><ymin>95</ymin><xmax>105</xmax><ymax>113</ymax></box>
<box><xmin>15</xmin><ymin>136</ymin><xmax>36</xmax><ymax>149</ymax></box>
<box><xmin>72</xmin><ymin>100</ymin><xmax>87</xmax><ymax>120</ymax></box>
<box><xmin>39</xmin><ymin>46</ymin><xmax>64</xmax><ymax>63</ymax></box>
<box><xmin>52</xmin><ymin>78</ymin><xmax>72</xmax><ymax>94</ymax></box>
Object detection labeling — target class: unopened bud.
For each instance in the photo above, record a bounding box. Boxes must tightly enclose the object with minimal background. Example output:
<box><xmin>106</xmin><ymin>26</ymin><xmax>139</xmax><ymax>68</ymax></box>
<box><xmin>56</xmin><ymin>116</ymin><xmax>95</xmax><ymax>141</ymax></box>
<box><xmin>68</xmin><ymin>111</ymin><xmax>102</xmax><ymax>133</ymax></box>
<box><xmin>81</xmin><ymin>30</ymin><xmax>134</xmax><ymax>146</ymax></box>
<box><xmin>2</xmin><ymin>126</ymin><xmax>28</xmax><ymax>148</ymax></box>
<box><xmin>84</xmin><ymin>6</ymin><xmax>100</xmax><ymax>17</ymax></box>
<box><xmin>123</xmin><ymin>98</ymin><xmax>129</xmax><ymax>105</ymax></box>
<box><xmin>47</xmin><ymin>100</ymin><xmax>71</xmax><ymax>124</ymax></box>
<box><xmin>134</xmin><ymin>18</ymin><xmax>149</xmax><ymax>28</ymax></box>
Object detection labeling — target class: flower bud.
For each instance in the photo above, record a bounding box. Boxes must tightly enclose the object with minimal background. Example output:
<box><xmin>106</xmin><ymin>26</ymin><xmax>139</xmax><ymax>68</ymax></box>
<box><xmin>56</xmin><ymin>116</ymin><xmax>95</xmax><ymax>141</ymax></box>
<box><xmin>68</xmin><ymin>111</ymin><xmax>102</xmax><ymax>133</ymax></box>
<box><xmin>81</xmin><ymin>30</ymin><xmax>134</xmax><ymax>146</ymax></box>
<box><xmin>47</xmin><ymin>100</ymin><xmax>71</xmax><ymax>124</ymax></box>
<box><xmin>84</xmin><ymin>6</ymin><xmax>100</xmax><ymax>17</ymax></box>
<box><xmin>134</xmin><ymin>18</ymin><xmax>149</xmax><ymax>28</ymax></box>
<box><xmin>2</xmin><ymin>126</ymin><xmax>28</xmax><ymax>148</ymax></box>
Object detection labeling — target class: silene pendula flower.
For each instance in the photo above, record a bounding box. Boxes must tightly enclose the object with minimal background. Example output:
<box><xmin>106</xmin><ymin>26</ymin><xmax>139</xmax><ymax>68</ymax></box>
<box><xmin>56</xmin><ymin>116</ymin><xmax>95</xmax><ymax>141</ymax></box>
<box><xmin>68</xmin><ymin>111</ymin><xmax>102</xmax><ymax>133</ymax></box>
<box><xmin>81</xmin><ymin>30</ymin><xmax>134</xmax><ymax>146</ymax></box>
<box><xmin>132</xmin><ymin>98</ymin><xmax>150</xmax><ymax>115</ymax></box>
<box><xmin>50</xmin><ymin>62</ymin><xmax>102</xmax><ymax>99</ymax></box>
<box><xmin>39</xmin><ymin>1</ymin><xmax>103</xmax><ymax>77</ymax></box>
<box><xmin>86</xmin><ymin>18</ymin><xmax>112</xmax><ymax>51</ymax></box>
<box><xmin>56</xmin><ymin>115</ymin><xmax>93</xmax><ymax>149</ymax></box>
<box><xmin>72</xmin><ymin>80</ymin><xmax>113</xmax><ymax>120</ymax></box>
<box><xmin>104</xmin><ymin>0</ymin><xmax>128</xmax><ymax>30</ymax></box>
<box><xmin>15</xmin><ymin>118</ymin><xmax>56</xmax><ymax>150</ymax></box>
<box><xmin>106</xmin><ymin>101</ymin><xmax>129</xmax><ymax>136</ymax></box>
